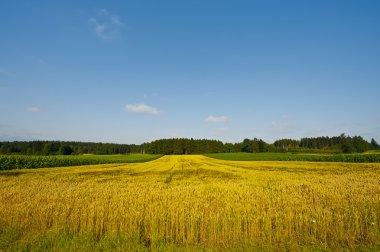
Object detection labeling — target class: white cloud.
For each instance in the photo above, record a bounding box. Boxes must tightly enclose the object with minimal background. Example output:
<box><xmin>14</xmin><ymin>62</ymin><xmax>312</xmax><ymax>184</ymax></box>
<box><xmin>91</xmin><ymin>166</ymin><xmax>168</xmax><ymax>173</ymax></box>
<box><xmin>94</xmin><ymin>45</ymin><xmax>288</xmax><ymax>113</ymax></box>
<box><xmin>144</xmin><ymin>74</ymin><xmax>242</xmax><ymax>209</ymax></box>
<box><xmin>124</xmin><ymin>103</ymin><xmax>159</xmax><ymax>115</ymax></box>
<box><xmin>89</xmin><ymin>9</ymin><xmax>124</xmax><ymax>40</ymax></box>
<box><xmin>205</xmin><ymin>115</ymin><xmax>227</xmax><ymax>123</ymax></box>
<box><xmin>26</xmin><ymin>106</ymin><xmax>40</xmax><ymax>113</ymax></box>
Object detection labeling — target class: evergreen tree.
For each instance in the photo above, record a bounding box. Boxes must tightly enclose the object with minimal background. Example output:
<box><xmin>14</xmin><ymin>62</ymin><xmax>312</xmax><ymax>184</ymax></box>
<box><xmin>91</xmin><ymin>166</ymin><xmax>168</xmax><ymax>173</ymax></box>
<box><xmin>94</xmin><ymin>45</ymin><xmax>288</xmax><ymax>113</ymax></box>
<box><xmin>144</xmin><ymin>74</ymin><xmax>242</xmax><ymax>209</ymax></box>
<box><xmin>371</xmin><ymin>138</ymin><xmax>380</xmax><ymax>149</ymax></box>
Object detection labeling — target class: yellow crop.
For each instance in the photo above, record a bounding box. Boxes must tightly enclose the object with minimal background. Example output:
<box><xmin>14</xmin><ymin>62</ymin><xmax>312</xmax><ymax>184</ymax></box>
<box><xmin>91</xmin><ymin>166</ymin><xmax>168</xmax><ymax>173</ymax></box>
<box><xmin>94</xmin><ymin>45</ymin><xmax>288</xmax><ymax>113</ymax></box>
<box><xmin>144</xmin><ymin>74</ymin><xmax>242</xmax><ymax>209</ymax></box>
<box><xmin>1</xmin><ymin>155</ymin><xmax>380</xmax><ymax>251</ymax></box>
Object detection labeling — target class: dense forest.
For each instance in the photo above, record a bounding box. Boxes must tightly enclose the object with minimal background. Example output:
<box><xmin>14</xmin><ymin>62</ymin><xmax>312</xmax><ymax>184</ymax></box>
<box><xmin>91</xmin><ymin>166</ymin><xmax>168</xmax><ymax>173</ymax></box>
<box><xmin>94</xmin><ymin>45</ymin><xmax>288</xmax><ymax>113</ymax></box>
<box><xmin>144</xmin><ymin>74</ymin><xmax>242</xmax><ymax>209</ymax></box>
<box><xmin>0</xmin><ymin>141</ymin><xmax>142</xmax><ymax>155</ymax></box>
<box><xmin>142</xmin><ymin>138</ymin><xmax>225</xmax><ymax>154</ymax></box>
<box><xmin>0</xmin><ymin>134</ymin><xmax>379</xmax><ymax>155</ymax></box>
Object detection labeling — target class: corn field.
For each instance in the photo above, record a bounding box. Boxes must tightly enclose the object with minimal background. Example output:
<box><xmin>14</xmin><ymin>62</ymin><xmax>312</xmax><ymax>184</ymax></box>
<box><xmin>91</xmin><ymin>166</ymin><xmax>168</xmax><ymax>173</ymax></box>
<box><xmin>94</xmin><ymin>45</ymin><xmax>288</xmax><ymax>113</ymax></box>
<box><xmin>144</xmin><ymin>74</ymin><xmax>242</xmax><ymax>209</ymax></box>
<box><xmin>0</xmin><ymin>154</ymin><xmax>162</xmax><ymax>170</ymax></box>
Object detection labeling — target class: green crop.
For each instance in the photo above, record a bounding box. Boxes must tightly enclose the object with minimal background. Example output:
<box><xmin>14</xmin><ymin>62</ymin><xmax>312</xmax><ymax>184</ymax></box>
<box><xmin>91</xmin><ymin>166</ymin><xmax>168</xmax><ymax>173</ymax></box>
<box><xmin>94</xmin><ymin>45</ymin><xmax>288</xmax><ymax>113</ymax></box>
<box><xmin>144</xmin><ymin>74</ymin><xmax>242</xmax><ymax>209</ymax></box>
<box><xmin>205</xmin><ymin>152</ymin><xmax>380</xmax><ymax>162</ymax></box>
<box><xmin>0</xmin><ymin>154</ymin><xmax>162</xmax><ymax>170</ymax></box>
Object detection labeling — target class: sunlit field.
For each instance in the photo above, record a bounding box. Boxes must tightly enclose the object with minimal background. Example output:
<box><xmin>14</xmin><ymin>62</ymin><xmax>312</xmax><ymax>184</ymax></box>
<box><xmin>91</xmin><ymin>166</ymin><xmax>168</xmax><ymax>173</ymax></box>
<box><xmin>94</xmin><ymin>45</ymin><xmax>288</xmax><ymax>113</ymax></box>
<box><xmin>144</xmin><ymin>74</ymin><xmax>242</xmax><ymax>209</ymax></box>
<box><xmin>1</xmin><ymin>155</ymin><xmax>380</xmax><ymax>251</ymax></box>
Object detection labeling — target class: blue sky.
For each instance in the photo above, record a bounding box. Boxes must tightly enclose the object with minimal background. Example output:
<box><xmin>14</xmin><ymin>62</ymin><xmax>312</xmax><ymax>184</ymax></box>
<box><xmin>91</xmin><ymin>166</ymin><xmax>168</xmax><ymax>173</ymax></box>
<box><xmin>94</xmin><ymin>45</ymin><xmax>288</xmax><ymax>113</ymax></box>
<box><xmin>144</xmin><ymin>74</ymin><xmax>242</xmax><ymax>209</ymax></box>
<box><xmin>1</xmin><ymin>0</ymin><xmax>379</xmax><ymax>144</ymax></box>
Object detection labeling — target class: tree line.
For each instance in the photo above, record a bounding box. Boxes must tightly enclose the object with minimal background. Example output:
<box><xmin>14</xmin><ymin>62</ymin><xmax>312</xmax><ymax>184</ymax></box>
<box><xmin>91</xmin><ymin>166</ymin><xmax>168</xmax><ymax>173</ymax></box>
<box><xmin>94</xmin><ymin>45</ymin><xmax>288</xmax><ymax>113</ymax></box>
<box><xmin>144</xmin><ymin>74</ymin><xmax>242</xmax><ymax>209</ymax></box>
<box><xmin>0</xmin><ymin>134</ymin><xmax>379</xmax><ymax>155</ymax></box>
<box><xmin>0</xmin><ymin>141</ymin><xmax>141</xmax><ymax>155</ymax></box>
<box><xmin>273</xmin><ymin>134</ymin><xmax>379</xmax><ymax>153</ymax></box>
<box><xmin>142</xmin><ymin>138</ymin><xmax>225</xmax><ymax>154</ymax></box>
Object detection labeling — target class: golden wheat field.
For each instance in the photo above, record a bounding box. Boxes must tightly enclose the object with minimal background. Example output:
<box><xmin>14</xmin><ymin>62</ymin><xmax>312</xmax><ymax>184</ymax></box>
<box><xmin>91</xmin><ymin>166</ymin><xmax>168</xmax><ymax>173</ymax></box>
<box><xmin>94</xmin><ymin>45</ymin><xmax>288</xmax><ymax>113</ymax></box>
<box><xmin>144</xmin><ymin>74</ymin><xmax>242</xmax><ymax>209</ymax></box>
<box><xmin>1</xmin><ymin>155</ymin><xmax>380</xmax><ymax>251</ymax></box>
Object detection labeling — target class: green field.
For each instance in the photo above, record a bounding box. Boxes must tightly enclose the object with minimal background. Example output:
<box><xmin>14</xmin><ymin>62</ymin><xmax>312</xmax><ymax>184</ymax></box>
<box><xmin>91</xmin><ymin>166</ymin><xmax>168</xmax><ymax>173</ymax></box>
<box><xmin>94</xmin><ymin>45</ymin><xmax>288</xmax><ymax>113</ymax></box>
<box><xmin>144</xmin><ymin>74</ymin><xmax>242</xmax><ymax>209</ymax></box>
<box><xmin>0</xmin><ymin>154</ymin><xmax>162</xmax><ymax>170</ymax></box>
<box><xmin>205</xmin><ymin>152</ymin><xmax>380</xmax><ymax>163</ymax></box>
<box><xmin>2</xmin><ymin>152</ymin><xmax>380</xmax><ymax>170</ymax></box>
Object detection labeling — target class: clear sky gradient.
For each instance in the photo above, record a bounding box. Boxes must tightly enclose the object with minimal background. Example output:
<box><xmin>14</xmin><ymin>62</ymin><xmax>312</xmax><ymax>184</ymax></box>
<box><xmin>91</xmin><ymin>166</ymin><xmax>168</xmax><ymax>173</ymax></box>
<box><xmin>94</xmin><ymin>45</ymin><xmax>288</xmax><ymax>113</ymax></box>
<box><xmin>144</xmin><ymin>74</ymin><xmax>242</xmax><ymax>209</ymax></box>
<box><xmin>1</xmin><ymin>0</ymin><xmax>379</xmax><ymax>144</ymax></box>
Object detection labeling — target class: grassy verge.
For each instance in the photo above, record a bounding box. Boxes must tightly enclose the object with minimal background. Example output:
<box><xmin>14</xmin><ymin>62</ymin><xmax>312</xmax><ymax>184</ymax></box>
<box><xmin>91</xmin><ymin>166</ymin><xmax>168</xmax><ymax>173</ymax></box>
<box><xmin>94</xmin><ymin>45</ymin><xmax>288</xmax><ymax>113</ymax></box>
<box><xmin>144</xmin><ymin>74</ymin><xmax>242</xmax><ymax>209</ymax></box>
<box><xmin>204</xmin><ymin>152</ymin><xmax>380</xmax><ymax>162</ymax></box>
<box><xmin>0</xmin><ymin>154</ymin><xmax>162</xmax><ymax>170</ymax></box>
<box><xmin>2</xmin><ymin>229</ymin><xmax>379</xmax><ymax>252</ymax></box>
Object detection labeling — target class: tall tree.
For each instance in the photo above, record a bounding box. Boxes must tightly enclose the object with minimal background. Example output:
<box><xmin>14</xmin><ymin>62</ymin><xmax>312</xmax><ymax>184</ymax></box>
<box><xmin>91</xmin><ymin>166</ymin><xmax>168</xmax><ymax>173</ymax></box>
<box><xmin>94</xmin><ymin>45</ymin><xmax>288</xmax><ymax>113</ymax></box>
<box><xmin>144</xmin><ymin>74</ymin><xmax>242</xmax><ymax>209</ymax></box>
<box><xmin>371</xmin><ymin>138</ymin><xmax>380</xmax><ymax>149</ymax></box>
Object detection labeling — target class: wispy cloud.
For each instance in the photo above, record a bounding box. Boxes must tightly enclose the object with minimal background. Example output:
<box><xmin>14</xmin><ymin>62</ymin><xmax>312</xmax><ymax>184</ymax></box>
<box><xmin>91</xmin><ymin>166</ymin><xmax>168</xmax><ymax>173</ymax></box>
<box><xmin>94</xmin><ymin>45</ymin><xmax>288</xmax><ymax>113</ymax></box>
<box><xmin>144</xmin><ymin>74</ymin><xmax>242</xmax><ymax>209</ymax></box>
<box><xmin>205</xmin><ymin>115</ymin><xmax>227</xmax><ymax>123</ymax></box>
<box><xmin>124</xmin><ymin>103</ymin><xmax>159</xmax><ymax>115</ymax></box>
<box><xmin>26</xmin><ymin>106</ymin><xmax>41</xmax><ymax>113</ymax></box>
<box><xmin>89</xmin><ymin>9</ymin><xmax>124</xmax><ymax>40</ymax></box>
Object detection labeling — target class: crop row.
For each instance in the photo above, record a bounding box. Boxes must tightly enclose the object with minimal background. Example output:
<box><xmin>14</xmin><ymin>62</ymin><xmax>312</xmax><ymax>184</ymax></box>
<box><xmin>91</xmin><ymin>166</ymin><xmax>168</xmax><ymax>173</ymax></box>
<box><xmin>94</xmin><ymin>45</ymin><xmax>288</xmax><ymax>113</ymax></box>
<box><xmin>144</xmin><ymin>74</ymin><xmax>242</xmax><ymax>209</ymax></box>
<box><xmin>206</xmin><ymin>153</ymin><xmax>380</xmax><ymax>163</ymax></box>
<box><xmin>0</xmin><ymin>154</ymin><xmax>162</xmax><ymax>170</ymax></box>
